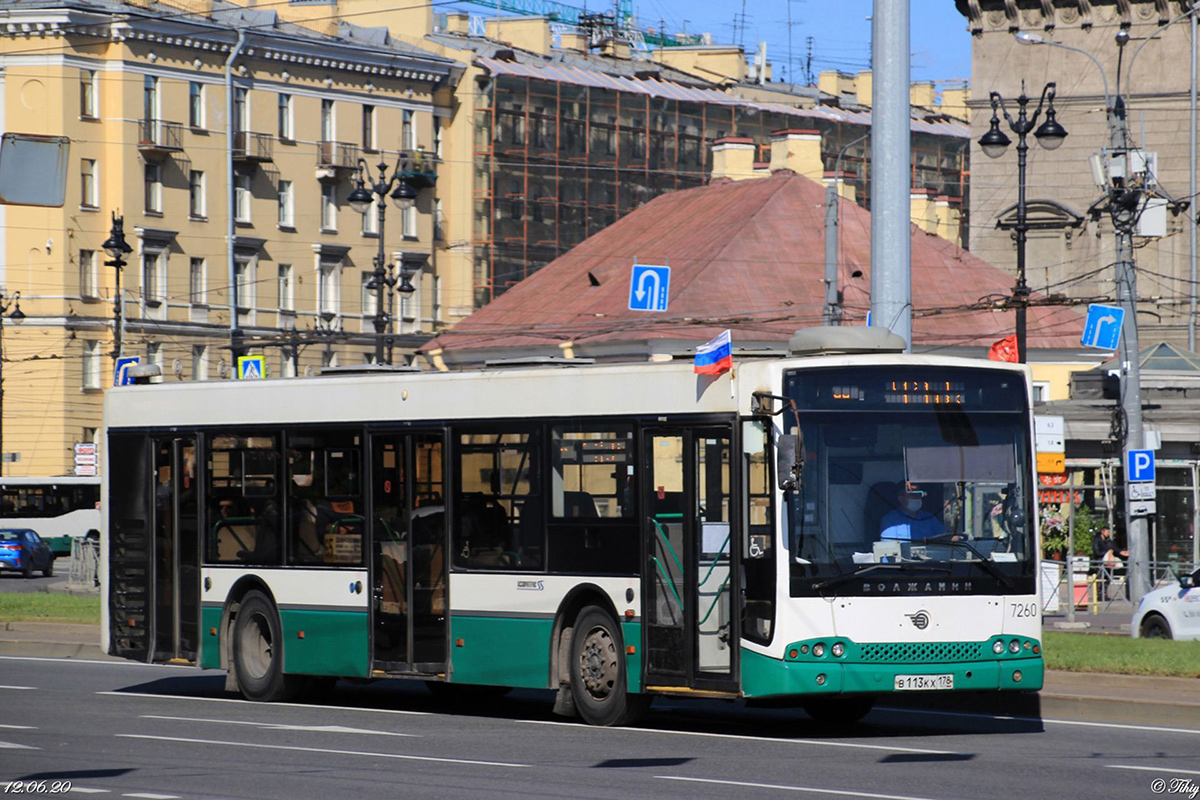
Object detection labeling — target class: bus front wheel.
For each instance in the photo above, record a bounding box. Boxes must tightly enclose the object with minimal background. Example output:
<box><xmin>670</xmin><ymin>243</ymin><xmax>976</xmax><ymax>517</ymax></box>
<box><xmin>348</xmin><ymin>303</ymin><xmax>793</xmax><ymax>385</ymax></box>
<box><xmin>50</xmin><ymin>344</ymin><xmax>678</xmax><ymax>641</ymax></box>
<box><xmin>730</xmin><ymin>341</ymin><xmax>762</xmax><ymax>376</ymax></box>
<box><xmin>232</xmin><ymin>591</ymin><xmax>301</xmax><ymax>702</ymax></box>
<box><xmin>569</xmin><ymin>605</ymin><xmax>649</xmax><ymax>727</ymax></box>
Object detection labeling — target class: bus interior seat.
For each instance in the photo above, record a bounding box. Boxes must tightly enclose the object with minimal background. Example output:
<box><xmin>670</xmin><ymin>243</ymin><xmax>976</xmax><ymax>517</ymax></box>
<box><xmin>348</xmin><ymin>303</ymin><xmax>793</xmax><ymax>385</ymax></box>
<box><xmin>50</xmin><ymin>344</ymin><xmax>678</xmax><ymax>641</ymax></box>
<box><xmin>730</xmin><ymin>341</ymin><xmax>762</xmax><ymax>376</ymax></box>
<box><xmin>563</xmin><ymin>491</ymin><xmax>600</xmax><ymax>518</ymax></box>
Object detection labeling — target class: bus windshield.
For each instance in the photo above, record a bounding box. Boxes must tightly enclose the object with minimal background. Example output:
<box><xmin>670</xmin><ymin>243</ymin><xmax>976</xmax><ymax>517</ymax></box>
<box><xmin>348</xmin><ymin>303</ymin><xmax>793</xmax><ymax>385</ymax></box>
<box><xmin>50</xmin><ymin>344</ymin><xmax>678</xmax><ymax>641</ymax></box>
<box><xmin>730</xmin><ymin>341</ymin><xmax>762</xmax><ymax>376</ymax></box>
<box><xmin>782</xmin><ymin>366</ymin><xmax>1035</xmax><ymax>596</ymax></box>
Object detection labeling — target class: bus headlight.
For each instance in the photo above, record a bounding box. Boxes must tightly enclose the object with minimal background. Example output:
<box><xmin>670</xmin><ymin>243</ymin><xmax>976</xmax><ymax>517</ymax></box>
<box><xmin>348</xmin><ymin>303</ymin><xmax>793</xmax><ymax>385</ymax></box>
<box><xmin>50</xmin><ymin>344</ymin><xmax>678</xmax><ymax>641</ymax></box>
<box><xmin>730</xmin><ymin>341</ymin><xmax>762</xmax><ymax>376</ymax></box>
<box><xmin>993</xmin><ymin>640</ymin><xmax>1005</xmax><ymax>655</ymax></box>
<box><xmin>812</xmin><ymin>643</ymin><xmax>826</xmax><ymax>658</ymax></box>
<box><xmin>831</xmin><ymin>643</ymin><xmax>845</xmax><ymax>657</ymax></box>
<box><xmin>1009</xmin><ymin>640</ymin><xmax>1021</xmax><ymax>654</ymax></box>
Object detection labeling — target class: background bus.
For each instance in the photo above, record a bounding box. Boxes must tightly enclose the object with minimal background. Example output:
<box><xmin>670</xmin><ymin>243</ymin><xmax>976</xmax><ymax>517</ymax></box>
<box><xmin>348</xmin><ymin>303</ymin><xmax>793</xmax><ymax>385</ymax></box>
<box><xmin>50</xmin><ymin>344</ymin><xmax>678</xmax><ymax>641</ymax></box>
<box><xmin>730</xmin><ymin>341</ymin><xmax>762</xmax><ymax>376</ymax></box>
<box><xmin>1</xmin><ymin>476</ymin><xmax>101</xmax><ymax>555</ymax></box>
<box><xmin>101</xmin><ymin>333</ymin><xmax>1041</xmax><ymax>726</ymax></box>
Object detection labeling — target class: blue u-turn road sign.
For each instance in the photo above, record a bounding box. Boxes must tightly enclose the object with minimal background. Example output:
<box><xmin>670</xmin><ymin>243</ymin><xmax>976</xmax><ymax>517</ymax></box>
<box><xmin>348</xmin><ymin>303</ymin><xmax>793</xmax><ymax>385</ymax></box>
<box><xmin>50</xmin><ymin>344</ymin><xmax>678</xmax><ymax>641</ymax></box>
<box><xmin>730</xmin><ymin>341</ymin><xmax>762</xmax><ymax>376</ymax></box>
<box><xmin>1081</xmin><ymin>303</ymin><xmax>1125</xmax><ymax>351</ymax></box>
<box><xmin>628</xmin><ymin>264</ymin><xmax>670</xmax><ymax>312</ymax></box>
<box><xmin>1127</xmin><ymin>449</ymin><xmax>1155</xmax><ymax>482</ymax></box>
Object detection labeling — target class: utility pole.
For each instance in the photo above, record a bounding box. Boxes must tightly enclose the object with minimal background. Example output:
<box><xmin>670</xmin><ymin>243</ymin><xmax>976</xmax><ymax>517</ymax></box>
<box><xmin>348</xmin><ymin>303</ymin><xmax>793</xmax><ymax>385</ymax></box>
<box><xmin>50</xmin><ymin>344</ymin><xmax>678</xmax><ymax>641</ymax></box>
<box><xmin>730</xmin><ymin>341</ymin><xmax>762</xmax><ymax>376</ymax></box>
<box><xmin>826</xmin><ymin>133</ymin><xmax>867</xmax><ymax>326</ymax></box>
<box><xmin>869</xmin><ymin>0</ymin><xmax>910</xmax><ymax>347</ymax></box>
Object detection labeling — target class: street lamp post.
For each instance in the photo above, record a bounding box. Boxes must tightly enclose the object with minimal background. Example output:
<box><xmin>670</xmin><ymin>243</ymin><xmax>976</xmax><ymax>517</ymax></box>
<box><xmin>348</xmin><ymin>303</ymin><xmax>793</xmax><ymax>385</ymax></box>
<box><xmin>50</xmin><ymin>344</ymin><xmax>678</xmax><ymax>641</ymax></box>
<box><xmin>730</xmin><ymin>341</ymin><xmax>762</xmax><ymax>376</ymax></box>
<box><xmin>0</xmin><ymin>291</ymin><xmax>25</xmax><ymax>477</ymax></box>
<box><xmin>347</xmin><ymin>157</ymin><xmax>417</xmax><ymax>365</ymax></box>
<box><xmin>978</xmin><ymin>82</ymin><xmax>1069</xmax><ymax>364</ymax></box>
<box><xmin>101</xmin><ymin>213</ymin><xmax>133</xmax><ymax>365</ymax></box>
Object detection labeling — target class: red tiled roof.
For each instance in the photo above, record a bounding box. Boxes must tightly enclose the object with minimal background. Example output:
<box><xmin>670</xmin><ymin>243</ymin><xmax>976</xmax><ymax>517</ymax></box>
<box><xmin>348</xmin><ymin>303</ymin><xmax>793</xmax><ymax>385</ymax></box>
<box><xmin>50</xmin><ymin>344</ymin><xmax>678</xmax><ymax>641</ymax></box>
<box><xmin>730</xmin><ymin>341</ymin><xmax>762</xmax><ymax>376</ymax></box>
<box><xmin>427</xmin><ymin>171</ymin><xmax>1083</xmax><ymax>356</ymax></box>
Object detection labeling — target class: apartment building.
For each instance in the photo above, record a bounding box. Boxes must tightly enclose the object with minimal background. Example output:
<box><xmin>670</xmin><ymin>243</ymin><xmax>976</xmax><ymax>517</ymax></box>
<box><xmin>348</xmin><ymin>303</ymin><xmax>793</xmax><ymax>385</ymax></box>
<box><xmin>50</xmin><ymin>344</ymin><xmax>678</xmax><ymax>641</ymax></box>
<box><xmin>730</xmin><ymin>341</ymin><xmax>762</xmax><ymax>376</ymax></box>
<box><xmin>0</xmin><ymin>0</ymin><xmax>459</xmax><ymax>475</ymax></box>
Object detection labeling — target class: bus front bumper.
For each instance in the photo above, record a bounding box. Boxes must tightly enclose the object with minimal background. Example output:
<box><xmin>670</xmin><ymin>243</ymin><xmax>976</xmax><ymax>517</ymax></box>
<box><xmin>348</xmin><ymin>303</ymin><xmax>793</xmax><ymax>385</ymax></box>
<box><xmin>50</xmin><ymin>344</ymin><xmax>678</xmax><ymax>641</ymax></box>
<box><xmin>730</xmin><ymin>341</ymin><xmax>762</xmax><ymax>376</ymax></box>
<box><xmin>741</xmin><ymin>640</ymin><xmax>1043</xmax><ymax>699</ymax></box>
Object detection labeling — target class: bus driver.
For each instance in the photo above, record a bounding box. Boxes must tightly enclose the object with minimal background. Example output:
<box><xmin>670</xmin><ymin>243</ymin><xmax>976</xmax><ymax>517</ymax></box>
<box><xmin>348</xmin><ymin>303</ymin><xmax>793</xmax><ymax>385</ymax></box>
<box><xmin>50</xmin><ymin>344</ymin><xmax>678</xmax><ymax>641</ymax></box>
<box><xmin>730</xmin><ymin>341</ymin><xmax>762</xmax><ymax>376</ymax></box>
<box><xmin>880</xmin><ymin>484</ymin><xmax>946</xmax><ymax>542</ymax></box>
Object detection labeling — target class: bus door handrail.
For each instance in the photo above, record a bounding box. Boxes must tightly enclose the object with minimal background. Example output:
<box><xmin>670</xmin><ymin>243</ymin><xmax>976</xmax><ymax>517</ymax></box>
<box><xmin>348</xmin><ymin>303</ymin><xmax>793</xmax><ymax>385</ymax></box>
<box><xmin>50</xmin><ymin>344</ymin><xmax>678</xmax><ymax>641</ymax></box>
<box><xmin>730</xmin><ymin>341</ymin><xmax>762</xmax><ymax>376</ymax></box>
<box><xmin>650</xmin><ymin>555</ymin><xmax>685</xmax><ymax>614</ymax></box>
<box><xmin>699</xmin><ymin>574</ymin><xmax>730</xmax><ymax>626</ymax></box>
<box><xmin>651</xmin><ymin>514</ymin><xmax>684</xmax><ymax>576</ymax></box>
<box><xmin>698</xmin><ymin>530</ymin><xmax>731</xmax><ymax>587</ymax></box>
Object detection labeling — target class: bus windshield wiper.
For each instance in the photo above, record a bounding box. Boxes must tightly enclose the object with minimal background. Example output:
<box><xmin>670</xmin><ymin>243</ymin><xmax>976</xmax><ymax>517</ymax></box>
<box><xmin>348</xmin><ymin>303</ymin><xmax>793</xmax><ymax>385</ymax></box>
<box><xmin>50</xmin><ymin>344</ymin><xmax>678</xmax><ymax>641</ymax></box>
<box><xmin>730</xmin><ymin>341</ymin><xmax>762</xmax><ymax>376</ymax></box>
<box><xmin>812</xmin><ymin>562</ymin><xmax>949</xmax><ymax>592</ymax></box>
<box><xmin>921</xmin><ymin>535</ymin><xmax>1012</xmax><ymax>588</ymax></box>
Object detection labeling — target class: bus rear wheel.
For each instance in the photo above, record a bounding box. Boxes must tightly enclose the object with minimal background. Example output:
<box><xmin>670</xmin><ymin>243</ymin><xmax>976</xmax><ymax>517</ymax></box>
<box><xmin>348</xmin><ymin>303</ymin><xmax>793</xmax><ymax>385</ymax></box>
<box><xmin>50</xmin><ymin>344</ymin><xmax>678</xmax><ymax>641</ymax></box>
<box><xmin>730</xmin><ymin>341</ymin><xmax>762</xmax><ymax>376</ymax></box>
<box><xmin>569</xmin><ymin>605</ymin><xmax>649</xmax><ymax>727</ymax></box>
<box><xmin>802</xmin><ymin>697</ymin><xmax>875</xmax><ymax>724</ymax></box>
<box><xmin>232</xmin><ymin>591</ymin><xmax>301</xmax><ymax>702</ymax></box>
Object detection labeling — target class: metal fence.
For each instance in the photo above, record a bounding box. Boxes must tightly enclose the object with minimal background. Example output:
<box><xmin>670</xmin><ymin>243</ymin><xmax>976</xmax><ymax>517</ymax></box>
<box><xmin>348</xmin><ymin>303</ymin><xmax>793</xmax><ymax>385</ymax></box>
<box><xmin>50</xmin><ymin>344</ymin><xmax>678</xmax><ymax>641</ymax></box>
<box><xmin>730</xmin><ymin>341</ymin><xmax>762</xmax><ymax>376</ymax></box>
<box><xmin>1041</xmin><ymin>557</ymin><xmax>1196</xmax><ymax>617</ymax></box>
<box><xmin>68</xmin><ymin>537</ymin><xmax>99</xmax><ymax>588</ymax></box>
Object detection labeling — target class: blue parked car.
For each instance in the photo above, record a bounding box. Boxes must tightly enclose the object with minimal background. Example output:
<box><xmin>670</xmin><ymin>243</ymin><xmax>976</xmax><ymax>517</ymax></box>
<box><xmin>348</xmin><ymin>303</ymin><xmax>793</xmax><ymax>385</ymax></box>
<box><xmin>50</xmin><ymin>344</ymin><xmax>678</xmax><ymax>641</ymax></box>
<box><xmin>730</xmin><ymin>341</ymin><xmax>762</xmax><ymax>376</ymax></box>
<box><xmin>0</xmin><ymin>528</ymin><xmax>54</xmax><ymax>578</ymax></box>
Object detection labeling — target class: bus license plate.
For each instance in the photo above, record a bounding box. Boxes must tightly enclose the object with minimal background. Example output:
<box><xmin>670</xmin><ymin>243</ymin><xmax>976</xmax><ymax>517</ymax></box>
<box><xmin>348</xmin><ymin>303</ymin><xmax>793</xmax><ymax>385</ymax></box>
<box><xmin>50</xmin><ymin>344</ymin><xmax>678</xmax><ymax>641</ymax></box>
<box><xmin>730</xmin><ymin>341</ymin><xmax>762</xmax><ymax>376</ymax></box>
<box><xmin>894</xmin><ymin>674</ymin><xmax>953</xmax><ymax>691</ymax></box>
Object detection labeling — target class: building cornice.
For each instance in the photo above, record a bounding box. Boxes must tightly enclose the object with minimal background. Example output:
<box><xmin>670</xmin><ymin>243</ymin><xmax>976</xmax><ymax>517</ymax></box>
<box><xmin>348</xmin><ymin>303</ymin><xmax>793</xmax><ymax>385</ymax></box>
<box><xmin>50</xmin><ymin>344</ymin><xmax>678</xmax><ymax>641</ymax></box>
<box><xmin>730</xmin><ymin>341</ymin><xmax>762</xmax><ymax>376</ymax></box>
<box><xmin>955</xmin><ymin>0</ymin><xmax>1184</xmax><ymax>36</ymax></box>
<box><xmin>0</xmin><ymin>6</ymin><xmax>459</xmax><ymax>85</ymax></box>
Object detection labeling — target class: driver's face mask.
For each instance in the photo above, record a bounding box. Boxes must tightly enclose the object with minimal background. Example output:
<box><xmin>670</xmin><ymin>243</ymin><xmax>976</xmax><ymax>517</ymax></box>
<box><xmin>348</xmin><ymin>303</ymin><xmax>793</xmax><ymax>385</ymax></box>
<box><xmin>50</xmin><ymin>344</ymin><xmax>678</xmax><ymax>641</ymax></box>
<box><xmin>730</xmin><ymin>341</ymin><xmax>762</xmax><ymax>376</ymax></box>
<box><xmin>904</xmin><ymin>498</ymin><xmax>923</xmax><ymax>513</ymax></box>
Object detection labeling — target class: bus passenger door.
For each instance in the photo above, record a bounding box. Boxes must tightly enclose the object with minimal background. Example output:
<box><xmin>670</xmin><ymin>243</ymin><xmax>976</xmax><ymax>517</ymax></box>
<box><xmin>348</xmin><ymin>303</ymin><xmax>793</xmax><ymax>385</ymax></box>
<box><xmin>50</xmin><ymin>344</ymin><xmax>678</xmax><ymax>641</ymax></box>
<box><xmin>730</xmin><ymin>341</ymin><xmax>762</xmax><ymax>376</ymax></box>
<box><xmin>151</xmin><ymin>436</ymin><xmax>199</xmax><ymax>664</ymax></box>
<box><xmin>642</xmin><ymin>427</ymin><xmax>738</xmax><ymax>693</ymax></box>
<box><xmin>371</xmin><ymin>432</ymin><xmax>448</xmax><ymax>674</ymax></box>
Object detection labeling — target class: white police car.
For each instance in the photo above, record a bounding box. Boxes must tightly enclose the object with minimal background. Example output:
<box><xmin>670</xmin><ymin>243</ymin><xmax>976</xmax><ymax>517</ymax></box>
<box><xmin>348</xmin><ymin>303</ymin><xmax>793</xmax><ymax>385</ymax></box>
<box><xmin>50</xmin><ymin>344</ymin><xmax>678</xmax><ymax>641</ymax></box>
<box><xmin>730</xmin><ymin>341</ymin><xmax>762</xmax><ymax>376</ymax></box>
<box><xmin>1132</xmin><ymin>567</ymin><xmax>1200</xmax><ymax>640</ymax></box>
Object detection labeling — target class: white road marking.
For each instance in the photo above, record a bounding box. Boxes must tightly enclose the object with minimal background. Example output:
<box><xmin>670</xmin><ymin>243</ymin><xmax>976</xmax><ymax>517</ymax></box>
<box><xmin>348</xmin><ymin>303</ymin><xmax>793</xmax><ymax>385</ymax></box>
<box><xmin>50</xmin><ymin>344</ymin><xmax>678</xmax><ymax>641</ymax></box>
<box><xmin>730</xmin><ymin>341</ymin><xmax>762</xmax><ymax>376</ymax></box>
<box><xmin>67</xmin><ymin>789</ymin><xmax>110</xmax><ymax>794</ymax></box>
<box><xmin>97</xmin><ymin>691</ymin><xmax>429</xmax><ymax>716</ymax></box>
<box><xmin>0</xmin><ymin>724</ymin><xmax>35</xmax><ymax>729</ymax></box>
<box><xmin>0</xmin><ymin>684</ymin><xmax>36</xmax><ymax>690</ymax></box>
<box><xmin>1107</xmin><ymin>765</ymin><xmax>1200</xmax><ymax>777</ymax></box>
<box><xmin>658</xmin><ymin>775</ymin><xmax>951</xmax><ymax>800</ymax></box>
<box><xmin>519</xmin><ymin>718</ymin><xmax>961</xmax><ymax>755</ymax></box>
<box><xmin>123</xmin><ymin>794</ymin><xmax>180</xmax><ymax>799</ymax></box>
<box><xmin>140</xmin><ymin>715</ymin><xmax>417</xmax><ymax>737</ymax></box>
<box><xmin>0</xmin><ymin>740</ymin><xmax>38</xmax><ymax>750</ymax></box>
<box><xmin>882</xmin><ymin>706</ymin><xmax>1200</xmax><ymax>736</ymax></box>
<box><xmin>0</xmin><ymin>655</ymin><xmax>193</xmax><ymax>669</ymax></box>
<box><xmin>116</xmin><ymin>734</ymin><xmax>529</xmax><ymax>769</ymax></box>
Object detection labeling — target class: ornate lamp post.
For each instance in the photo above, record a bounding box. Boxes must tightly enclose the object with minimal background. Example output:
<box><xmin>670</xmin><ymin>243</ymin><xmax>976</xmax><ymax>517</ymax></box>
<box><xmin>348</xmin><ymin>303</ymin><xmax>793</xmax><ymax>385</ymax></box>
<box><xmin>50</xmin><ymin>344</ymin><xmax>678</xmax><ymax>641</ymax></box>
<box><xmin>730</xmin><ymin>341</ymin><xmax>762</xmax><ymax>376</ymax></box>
<box><xmin>101</xmin><ymin>213</ymin><xmax>133</xmax><ymax>364</ymax></box>
<box><xmin>347</xmin><ymin>157</ymin><xmax>417</xmax><ymax>365</ymax></box>
<box><xmin>0</xmin><ymin>291</ymin><xmax>25</xmax><ymax>477</ymax></box>
<box><xmin>978</xmin><ymin>82</ymin><xmax>1068</xmax><ymax>364</ymax></box>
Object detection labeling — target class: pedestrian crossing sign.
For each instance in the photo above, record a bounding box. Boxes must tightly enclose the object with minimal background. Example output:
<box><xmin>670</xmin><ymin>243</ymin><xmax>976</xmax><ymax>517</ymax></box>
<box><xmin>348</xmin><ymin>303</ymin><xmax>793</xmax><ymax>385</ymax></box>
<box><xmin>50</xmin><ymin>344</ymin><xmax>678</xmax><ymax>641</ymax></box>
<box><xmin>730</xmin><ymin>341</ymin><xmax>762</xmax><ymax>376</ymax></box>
<box><xmin>237</xmin><ymin>355</ymin><xmax>265</xmax><ymax>380</ymax></box>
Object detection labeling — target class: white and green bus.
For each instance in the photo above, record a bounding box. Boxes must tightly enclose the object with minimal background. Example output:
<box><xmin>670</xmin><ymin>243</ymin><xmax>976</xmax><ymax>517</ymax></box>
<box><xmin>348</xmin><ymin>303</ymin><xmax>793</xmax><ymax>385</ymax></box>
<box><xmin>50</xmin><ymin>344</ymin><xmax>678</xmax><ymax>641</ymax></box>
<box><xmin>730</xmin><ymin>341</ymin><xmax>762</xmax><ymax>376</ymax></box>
<box><xmin>1</xmin><ymin>476</ymin><xmax>101</xmax><ymax>556</ymax></box>
<box><xmin>101</xmin><ymin>330</ymin><xmax>1042</xmax><ymax>725</ymax></box>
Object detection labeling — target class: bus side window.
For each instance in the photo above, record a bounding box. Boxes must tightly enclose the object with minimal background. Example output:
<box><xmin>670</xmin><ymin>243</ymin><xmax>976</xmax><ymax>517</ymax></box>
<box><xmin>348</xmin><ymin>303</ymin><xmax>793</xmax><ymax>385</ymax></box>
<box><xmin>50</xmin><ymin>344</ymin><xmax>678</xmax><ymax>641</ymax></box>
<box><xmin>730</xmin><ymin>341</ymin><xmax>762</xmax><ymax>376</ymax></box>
<box><xmin>206</xmin><ymin>433</ymin><xmax>282</xmax><ymax>565</ymax></box>
<box><xmin>454</xmin><ymin>430</ymin><xmax>542</xmax><ymax>571</ymax></box>
<box><xmin>743</xmin><ymin>420</ymin><xmax>775</xmax><ymax>644</ymax></box>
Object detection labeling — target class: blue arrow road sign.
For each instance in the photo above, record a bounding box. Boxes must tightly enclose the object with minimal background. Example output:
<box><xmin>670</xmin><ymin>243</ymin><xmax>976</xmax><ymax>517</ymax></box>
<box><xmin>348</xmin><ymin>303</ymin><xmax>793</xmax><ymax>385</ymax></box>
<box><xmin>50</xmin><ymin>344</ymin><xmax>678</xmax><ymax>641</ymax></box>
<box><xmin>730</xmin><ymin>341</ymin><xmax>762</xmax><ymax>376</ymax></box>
<box><xmin>114</xmin><ymin>356</ymin><xmax>140</xmax><ymax>386</ymax></box>
<box><xmin>1127</xmin><ymin>449</ymin><xmax>1155</xmax><ymax>482</ymax></box>
<box><xmin>1081</xmin><ymin>303</ymin><xmax>1125</xmax><ymax>351</ymax></box>
<box><xmin>628</xmin><ymin>264</ymin><xmax>670</xmax><ymax>312</ymax></box>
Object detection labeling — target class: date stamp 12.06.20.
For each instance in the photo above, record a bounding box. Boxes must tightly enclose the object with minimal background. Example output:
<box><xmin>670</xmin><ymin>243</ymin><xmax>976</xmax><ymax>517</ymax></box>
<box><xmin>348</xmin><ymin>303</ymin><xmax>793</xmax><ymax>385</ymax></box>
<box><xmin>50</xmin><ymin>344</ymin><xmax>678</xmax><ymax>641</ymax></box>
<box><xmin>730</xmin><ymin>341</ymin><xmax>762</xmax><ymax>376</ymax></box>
<box><xmin>3</xmin><ymin>782</ymin><xmax>73</xmax><ymax>795</ymax></box>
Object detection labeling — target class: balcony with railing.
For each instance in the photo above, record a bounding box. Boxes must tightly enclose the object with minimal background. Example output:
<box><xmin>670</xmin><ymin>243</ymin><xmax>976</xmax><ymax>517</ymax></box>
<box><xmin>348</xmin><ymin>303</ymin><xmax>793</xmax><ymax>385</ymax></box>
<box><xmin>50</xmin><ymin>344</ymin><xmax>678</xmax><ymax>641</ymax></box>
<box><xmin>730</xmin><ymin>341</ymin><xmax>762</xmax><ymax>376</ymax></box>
<box><xmin>398</xmin><ymin>149</ymin><xmax>438</xmax><ymax>189</ymax></box>
<box><xmin>233</xmin><ymin>131</ymin><xmax>274</xmax><ymax>164</ymax></box>
<box><xmin>317</xmin><ymin>140</ymin><xmax>360</xmax><ymax>170</ymax></box>
<box><xmin>137</xmin><ymin>119</ymin><xmax>184</xmax><ymax>156</ymax></box>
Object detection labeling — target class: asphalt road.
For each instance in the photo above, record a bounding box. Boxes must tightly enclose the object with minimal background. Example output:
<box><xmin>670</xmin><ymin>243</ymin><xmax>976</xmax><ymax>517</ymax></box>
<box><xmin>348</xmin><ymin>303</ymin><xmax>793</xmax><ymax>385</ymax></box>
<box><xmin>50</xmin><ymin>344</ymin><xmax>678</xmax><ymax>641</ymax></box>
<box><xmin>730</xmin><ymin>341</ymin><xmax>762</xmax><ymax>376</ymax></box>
<box><xmin>0</xmin><ymin>571</ymin><xmax>74</xmax><ymax>594</ymax></box>
<box><xmin>1</xmin><ymin>656</ymin><xmax>1198</xmax><ymax>800</ymax></box>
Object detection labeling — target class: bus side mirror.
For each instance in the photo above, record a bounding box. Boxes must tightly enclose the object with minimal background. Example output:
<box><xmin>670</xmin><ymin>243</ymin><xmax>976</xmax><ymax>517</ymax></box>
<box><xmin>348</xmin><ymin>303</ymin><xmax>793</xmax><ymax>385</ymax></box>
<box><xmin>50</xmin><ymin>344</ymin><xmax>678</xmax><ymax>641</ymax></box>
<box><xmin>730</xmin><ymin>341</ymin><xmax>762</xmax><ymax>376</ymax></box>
<box><xmin>776</xmin><ymin>434</ymin><xmax>802</xmax><ymax>492</ymax></box>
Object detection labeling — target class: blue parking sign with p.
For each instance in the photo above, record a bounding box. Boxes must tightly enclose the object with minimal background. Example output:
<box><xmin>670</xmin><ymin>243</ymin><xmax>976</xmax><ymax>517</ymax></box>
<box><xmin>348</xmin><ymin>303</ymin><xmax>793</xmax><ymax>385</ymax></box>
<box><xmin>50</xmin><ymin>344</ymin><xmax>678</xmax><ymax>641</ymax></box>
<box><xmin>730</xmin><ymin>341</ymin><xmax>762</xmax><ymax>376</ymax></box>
<box><xmin>1127</xmin><ymin>449</ymin><xmax>1155</xmax><ymax>482</ymax></box>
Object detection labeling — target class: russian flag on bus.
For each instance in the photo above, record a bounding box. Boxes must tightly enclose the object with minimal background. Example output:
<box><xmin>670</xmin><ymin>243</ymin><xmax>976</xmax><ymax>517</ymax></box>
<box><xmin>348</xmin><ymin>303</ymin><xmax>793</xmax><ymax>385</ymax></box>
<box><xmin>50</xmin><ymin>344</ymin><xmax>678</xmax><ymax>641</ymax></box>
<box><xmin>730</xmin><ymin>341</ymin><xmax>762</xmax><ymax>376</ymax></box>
<box><xmin>694</xmin><ymin>330</ymin><xmax>733</xmax><ymax>375</ymax></box>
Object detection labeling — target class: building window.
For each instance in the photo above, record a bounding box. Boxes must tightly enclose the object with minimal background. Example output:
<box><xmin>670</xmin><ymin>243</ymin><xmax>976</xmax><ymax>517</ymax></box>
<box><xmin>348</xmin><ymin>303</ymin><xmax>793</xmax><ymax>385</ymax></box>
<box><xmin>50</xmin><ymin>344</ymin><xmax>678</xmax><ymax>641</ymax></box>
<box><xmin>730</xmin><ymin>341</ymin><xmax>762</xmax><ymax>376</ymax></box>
<box><xmin>80</xmin><ymin>69</ymin><xmax>97</xmax><ymax>118</ymax></box>
<box><xmin>362</xmin><ymin>196</ymin><xmax>379</xmax><ymax>235</ymax></box>
<box><xmin>361</xmin><ymin>273</ymin><xmax>378</xmax><ymax>320</ymax></box>
<box><xmin>235</xmin><ymin>173</ymin><xmax>252</xmax><ymax>222</ymax></box>
<box><xmin>234</xmin><ymin>257</ymin><xmax>255</xmax><ymax>312</ymax></box>
<box><xmin>402</xmin><ymin>109</ymin><xmax>415</xmax><ymax>151</ymax></box>
<box><xmin>278</xmin><ymin>264</ymin><xmax>294</xmax><ymax>312</ymax></box>
<box><xmin>192</xmin><ymin>345</ymin><xmax>208</xmax><ymax>381</ymax></box>
<box><xmin>142</xmin><ymin>249</ymin><xmax>165</xmax><ymax>306</ymax></box>
<box><xmin>318</xmin><ymin>260</ymin><xmax>340</xmax><ymax>318</ymax></box>
<box><xmin>189</xmin><ymin>170</ymin><xmax>205</xmax><ymax>218</ymax></box>
<box><xmin>143</xmin><ymin>75</ymin><xmax>158</xmax><ymax>123</ymax></box>
<box><xmin>277</xmin><ymin>93</ymin><xmax>293</xmax><ymax>140</ymax></box>
<box><xmin>81</xmin><ymin>159</ymin><xmax>97</xmax><ymax>208</ymax></box>
<box><xmin>277</xmin><ymin>179</ymin><xmax>294</xmax><ymax>227</ymax></box>
<box><xmin>403</xmin><ymin>204</ymin><xmax>417</xmax><ymax>238</ymax></box>
<box><xmin>434</xmin><ymin>116</ymin><xmax>442</xmax><ymax>158</ymax></box>
<box><xmin>234</xmin><ymin>87</ymin><xmax>248</xmax><ymax>132</ymax></box>
<box><xmin>189</xmin><ymin>82</ymin><xmax>205</xmax><ymax>128</ymax></box>
<box><xmin>434</xmin><ymin>198</ymin><xmax>444</xmax><ymax>241</ymax></box>
<box><xmin>144</xmin><ymin>163</ymin><xmax>162</xmax><ymax>214</ymax></box>
<box><xmin>321</xmin><ymin>182</ymin><xmax>337</xmax><ymax>231</ymax></box>
<box><xmin>1032</xmin><ymin>382</ymin><xmax>1050</xmax><ymax>404</ymax></box>
<box><xmin>79</xmin><ymin>249</ymin><xmax>98</xmax><ymax>300</ymax></box>
<box><xmin>189</xmin><ymin>257</ymin><xmax>206</xmax><ymax>305</ymax></box>
<box><xmin>321</xmin><ymin>99</ymin><xmax>335</xmax><ymax>141</ymax></box>
<box><xmin>362</xmin><ymin>105</ymin><xmax>375</xmax><ymax>151</ymax></box>
<box><xmin>82</xmin><ymin>340</ymin><xmax>101</xmax><ymax>389</ymax></box>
